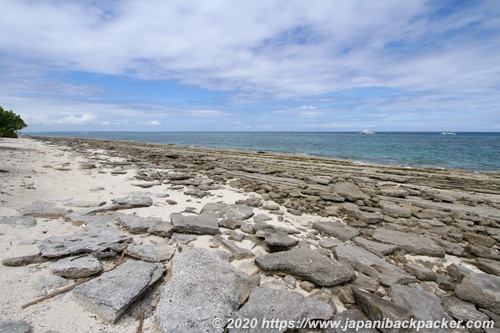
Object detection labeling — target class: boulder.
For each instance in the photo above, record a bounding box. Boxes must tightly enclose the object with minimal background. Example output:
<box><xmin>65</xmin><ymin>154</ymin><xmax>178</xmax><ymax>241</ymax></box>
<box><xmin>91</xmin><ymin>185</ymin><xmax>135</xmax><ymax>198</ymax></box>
<box><xmin>38</xmin><ymin>228</ymin><xmax>129</xmax><ymax>258</ymax></box>
<box><xmin>154</xmin><ymin>248</ymin><xmax>256</xmax><ymax>333</ymax></box>
<box><xmin>256</xmin><ymin>247</ymin><xmax>355</xmax><ymax>287</ymax></box>
<box><xmin>73</xmin><ymin>259</ymin><xmax>165</xmax><ymax>323</ymax></box>
<box><xmin>312</xmin><ymin>221</ymin><xmax>360</xmax><ymax>241</ymax></box>
<box><xmin>50</xmin><ymin>255</ymin><xmax>103</xmax><ymax>278</ymax></box>
<box><xmin>372</xmin><ymin>228</ymin><xmax>445</xmax><ymax>257</ymax></box>
<box><xmin>231</xmin><ymin>287</ymin><xmax>334</xmax><ymax>333</ymax></box>
<box><xmin>455</xmin><ymin>272</ymin><xmax>500</xmax><ymax>315</ymax></box>
<box><xmin>334</xmin><ymin>244</ymin><xmax>416</xmax><ymax>286</ymax></box>
<box><xmin>171</xmin><ymin>212</ymin><xmax>221</xmax><ymax>235</ymax></box>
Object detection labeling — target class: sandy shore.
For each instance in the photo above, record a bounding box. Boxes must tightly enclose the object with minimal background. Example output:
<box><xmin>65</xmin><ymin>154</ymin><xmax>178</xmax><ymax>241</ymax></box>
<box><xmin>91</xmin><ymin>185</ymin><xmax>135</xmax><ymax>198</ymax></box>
<box><xmin>1</xmin><ymin>136</ymin><xmax>499</xmax><ymax>332</ymax></box>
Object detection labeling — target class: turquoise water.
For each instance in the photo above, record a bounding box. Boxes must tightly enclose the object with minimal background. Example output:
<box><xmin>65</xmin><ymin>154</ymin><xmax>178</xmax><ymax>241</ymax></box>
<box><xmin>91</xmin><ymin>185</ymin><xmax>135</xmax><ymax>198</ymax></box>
<box><xmin>25</xmin><ymin>132</ymin><xmax>500</xmax><ymax>172</ymax></box>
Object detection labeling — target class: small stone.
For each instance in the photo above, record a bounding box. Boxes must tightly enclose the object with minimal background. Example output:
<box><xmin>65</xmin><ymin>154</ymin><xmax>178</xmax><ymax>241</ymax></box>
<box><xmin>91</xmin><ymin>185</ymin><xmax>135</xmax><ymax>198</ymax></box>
<box><xmin>50</xmin><ymin>256</ymin><xmax>103</xmax><ymax>278</ymax></box>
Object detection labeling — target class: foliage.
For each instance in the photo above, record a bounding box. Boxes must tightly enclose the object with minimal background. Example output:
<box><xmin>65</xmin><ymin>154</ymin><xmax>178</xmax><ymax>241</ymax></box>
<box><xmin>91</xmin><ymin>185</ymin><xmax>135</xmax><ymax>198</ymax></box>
<box><xmin>0</xmin><ymin>106</ymin><xmax>27</xmax><ymax>138</ymax></box>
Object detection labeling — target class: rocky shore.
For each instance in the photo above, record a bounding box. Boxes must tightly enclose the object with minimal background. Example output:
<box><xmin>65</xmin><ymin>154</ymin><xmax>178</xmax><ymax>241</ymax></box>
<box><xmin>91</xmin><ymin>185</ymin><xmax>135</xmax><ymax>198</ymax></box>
<box><xmin>1</xmin><ymin>136</ymin><xmax>499</xmax><ymax>332</ymax></box>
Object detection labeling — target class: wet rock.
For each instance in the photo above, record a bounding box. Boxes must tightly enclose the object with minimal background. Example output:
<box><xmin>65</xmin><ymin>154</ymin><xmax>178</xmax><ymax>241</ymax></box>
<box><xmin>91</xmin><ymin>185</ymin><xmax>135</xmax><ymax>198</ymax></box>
<box><xmin>126</xmin><ymin>243</ymin><xmax>176</xmax><ymax>262</ymax></box>
<box><xmin>402</xmin><ymin>262</ymin><xmax>437</xmax><ymax>281</ymax></box>
<box><xmin>255</xmin><ymin>229</ymin><xmax>298</xmax><ymax>252</ymax></box>
<box><xmin>231</xmin><ymin>287</ymin><xmax>334</xmax><ymax>333</ymax></box>
<box><xmin>334</xmin><ymin>244</ymin><xmax>416</xmax><ymax>286</ymax></box>
<box><xmin>334</xmin><ymin>182</ymin><xmax>369</xmax><ymax>202</ymax></box>
<box><xmin>2</xmin><ymin>254</ymin><xmax>48</xmax><ymax>267</ymax></box>
<box><xmin>38</xmin><ymin>228</ymin><xmax>129</xmax><ymax>258</ymax></box>
<box><xmin>155</xmin><ymin>248</ymin><xmax>256</xmax><ymax>333</ymax></box>
<box><xmin>0</xmin><ymin>320</ymin><xmax>31</xmax><ymax>333</ymax></box>
<box><xmin>115</xmin><ymin>213</ymin><xmax>161</xmax><ymax>234</ymax></box>
<box><xmin>171</xmin><ymin>212</ymin><xmax>221</xmax><ymax>235</ymax></box>
<box><xmin>18</xmin><ymin>201</ymin><xmax>68</xmax><ymax>218</ymax></box>
<box><xmin>353</xmin><ymin>287</ymin><xmax>414</xmax><ymax>333</ymax></box>
<box><xmin>0</xmin><ymin>216</ymin><xmax>36</xmax><ymax>227</ymax></box>
<box><xmin>389</xmin><ymin>285</ymin><xmax>451</xmax><ymax>333</ymax></box>
<box><xmin>220</xmin><ymin>239</ymin><xmax>254</xmax><ymax>259</ymax></box>
<box><xmin>312</xmin><ymin>221</ymin><xmax>360</xmax><ymax>241</ymax></box>
<box><xmin>353</xmin><ymin>237</ymin><xmax>399</xmax><ymax>258</ymax></box>
<box><xmin>147</xmin><ymin>220</ymin><xmax>175</xmax><ymax>238</ymax></box>
<box><xmin>50</xmin><ymin>255</ymin><xmax>103</xmax><ymax>278</ymax></box>
<box><xmin>441</xmin><ymin>296</ymin><xmax>491</xmax><ymax>333</ymax></box>
<box><xmin>372</xmin><ymin>228</ymin><xmax>445</xmax><ymax>257</ymax></box>
<box><xmin>382</xmin><ymin>202</ymin><xmax>412</xmax><ymax>218</ymax></box>
<box><xmin>256</xmin><ymin>247</ymin><xmax>355</xmax><ymax>287</ymax></box>
<box><xmin>73</xmin><ymin>259</ymin><xmax>165</xmax><ymax>324</ymax></box>
<box><xmin>455</xmin><ymin>271</ymin><xmax>500</xmax><ymax>315</ymax></box>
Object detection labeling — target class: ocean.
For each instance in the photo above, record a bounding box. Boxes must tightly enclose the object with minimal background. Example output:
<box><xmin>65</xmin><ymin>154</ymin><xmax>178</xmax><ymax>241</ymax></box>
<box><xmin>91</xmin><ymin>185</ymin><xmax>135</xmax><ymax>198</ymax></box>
<box><xmin>25</xmin><ymin>132</ymin><xmax>500</xmax><ymax>172</ymax></box>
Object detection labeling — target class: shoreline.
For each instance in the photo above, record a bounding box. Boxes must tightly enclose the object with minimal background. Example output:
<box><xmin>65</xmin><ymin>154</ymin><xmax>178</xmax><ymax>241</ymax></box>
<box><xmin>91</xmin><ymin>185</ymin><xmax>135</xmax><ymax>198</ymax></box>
<box><xmin>1</xmin><ymin>136</ymin><xmax>499</xmax><ymax>332</ymax></box>
<box><xmin>23</xmin><ymin>133</ymin><xmax>500</xmax><ymax>173</ymax></box>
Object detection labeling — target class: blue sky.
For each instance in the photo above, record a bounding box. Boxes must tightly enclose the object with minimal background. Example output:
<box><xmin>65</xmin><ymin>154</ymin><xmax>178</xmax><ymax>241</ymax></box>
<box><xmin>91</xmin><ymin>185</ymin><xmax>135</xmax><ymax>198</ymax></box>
<box><xmin>1</xmin><ymin>0</ymin><xmax>499</xmax><ymax>132</ymax></box>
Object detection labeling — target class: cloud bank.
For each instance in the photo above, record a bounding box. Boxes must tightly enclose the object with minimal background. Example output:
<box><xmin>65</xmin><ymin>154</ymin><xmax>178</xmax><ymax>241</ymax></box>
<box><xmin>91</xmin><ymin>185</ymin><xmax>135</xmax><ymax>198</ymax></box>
<box><xmin>0</xmin><ymin>0</ymin><xmax>499</xmax><ymax>131</ymax></box>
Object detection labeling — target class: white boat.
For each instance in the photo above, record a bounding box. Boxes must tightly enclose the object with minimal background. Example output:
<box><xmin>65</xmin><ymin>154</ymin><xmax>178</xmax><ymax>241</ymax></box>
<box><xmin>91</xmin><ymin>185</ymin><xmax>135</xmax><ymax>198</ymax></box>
<box><xmin>360</xmin><ymin>130</ymin><xmax>375</xmax><ymax>134</ymax></box>
<box><xmin>441</xmin><ymin>131</ymin><xmax>456</xmax><ymax>135</ymax></box>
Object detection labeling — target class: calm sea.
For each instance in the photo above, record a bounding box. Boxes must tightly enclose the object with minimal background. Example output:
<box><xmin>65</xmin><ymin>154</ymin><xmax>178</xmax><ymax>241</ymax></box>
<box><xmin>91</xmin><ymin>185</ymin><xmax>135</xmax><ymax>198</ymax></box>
<box><xmin>25</xmin><ymin>132</ymin><xmax>500</xmax><ymax>172</ymax></box>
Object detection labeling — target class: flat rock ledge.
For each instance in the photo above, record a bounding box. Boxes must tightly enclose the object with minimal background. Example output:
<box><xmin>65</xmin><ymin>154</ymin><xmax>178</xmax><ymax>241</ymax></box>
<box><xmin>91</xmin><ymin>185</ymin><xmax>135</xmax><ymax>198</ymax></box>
<box><xmin>256</xmin><ymin>247</ymin><xmax>355</xmax><ymax>287</ymax></box>
<box><xmin>73</xmin><ymin>259</ymin><xmax>165</xmax><ymax>324</ymax></box>
<box><xmin>154</xmin><ymin>248</ymin><xmax>257</xmax><ymax>333</ymax></box>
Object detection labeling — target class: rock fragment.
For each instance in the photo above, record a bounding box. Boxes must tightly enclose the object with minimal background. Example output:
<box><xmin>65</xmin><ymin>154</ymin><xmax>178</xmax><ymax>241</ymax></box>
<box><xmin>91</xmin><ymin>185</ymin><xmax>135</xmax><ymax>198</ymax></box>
<box><xmin>50</xmin><ymin>255</ymin><xmax>103</xmax><ymax>278</ymax></box>
<box><xmin>171</xmin><ymin>212</ymin><xmax>221</xmax><ymax>235</ymax></box>
<box><xmin>372</xmin><ymin>228</ymin><xmax>445</xmax><ymax>257</ymax></box>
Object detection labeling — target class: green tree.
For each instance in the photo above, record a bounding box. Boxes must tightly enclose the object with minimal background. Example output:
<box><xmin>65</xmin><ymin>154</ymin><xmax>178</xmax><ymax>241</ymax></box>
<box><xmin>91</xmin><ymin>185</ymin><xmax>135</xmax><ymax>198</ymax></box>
<box><xmin>0</xmin><ymin>106</ymin><xmax>27</xmax><ymax>138</ymax></box>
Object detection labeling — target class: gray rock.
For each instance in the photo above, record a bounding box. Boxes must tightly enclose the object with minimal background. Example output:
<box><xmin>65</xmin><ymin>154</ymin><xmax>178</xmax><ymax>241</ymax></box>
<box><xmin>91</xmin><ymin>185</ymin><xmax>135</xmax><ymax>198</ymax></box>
<box><xmin>231</xmin><ymin>287</ymin><xmax>334</xmax><ymax>333</ymax></box>
<box><xmin>219</xmin><ymin>219</ymin><xmax>244</xmax><ymax>229</ymax></box>
<box><xmin>2</xmin><ymin>254</ymin><xmax>48</xmax><ymax>267</ymax></box>
<box><xmin>256</xmin><ymin>247</ymin><xmax>355</xmax><ymax>287</ymax></box>
<box><xmin>379</xmin><ymin>187</ymin><xmax>409</xmax><ymax>198</ymax></box>
<box><xmin>455</xmin><ymin>272</ymin><xmax>500</xmax><ymax>315</ymax></box>
<box><xmin>389</xmin><ymin>285</ymin><xmax>452</xmax><ymax>333</ymax></box>
<box><xmin>171</xmin><ymin>212</ymin><xmax>221</xmax><ymax>235</ymax></box>
<box><xmin>327</xmin><ymin>309</ymin><xmax>379</xmax><ymax>333</ymax></box>
<box><xmin>0</xmin><ymin>216</ymin><xmax>36</xmax><ymax>227</ymax></box>
<box><xmin>148</xmin><ymin>220</ymin><xmax>175</xmax><ymax>237</ymax></box>
<box><xmin>441</xmin><ymin>296</ymin><xmax>491</xmax><ymax>331</ymax></box>
<box><xmin>64</xmin><ymin>213</ymin><xmax>116</xmax><ymax>227</ymax></box>
<box><xmin>432</xmin><ymin>237</ymin><xmax>465</xmax><ymax>256</ymax></box>
<box><xmin>220</xmin><ymin>239</ymin><xmax>254</xmax><ymax>259</ymax></box>
<box><xmin>154</xmin><ymin>248</ymin><xmax>256</xmax><ymax>333</ymax></box>
<box><xmin>18</xmin><ymin>201</ymin><xmax>68</xmax><ymax>218</ymax></box>
<box><xmin>372</xmin><ymin>228</ymin><xmax>445</xmax><ymax>257</ymax></box>
<box><xmin>184</xmin><ymin>189</ymin><xmax>210</xmax><ymax>198</ymax></box>
<box><xmin>334</xmin><ymin>182</ymin><xmax>369</xmax><ymax>202</ymax></box>
<box><xmin>126</xmin><ymin>243</ymin><xmax>176</xmax><ymax>262</ymax></box>
<box><xmin>312</xmin><ymin>221</ymin><xmax>360</xmax><ymax>241</ymax></box>
<box><xmin>64</xmin><ymin>201</ymin><xmax>106</xmax><ymax>208</ymax></box>
<box><xmin>352</xmin><ymin>273</ymin><xmax>381</xmax><ymax>293</ymax></box>
<box><xmin>464</xmin><ymin>232</ymin><xmax>496</xmax><ymax>248</ymax></box>
<box><xmin>353</xmin><ymin>237</ymin><xmax>399</xmax><ymax>258</ymax></box>
<box><xmin>307</xmin><ymin>175</ymin><xmax>333</xmax><ymax>185</ymax></box>
<box><xmin>321</xmin><ymin>193</ymin><xmax>345</xmax><ymax>202</ymax></box>
<box><xmin>319</xmin><ymin>237</ymin><xmax>344</xmax><ymax>249</ymax></box>
<box><xmin>115</xmin><ymin>213</ymin><xmax>161</xmax><ymax>234</ymax></box>
<box><xmin>91</xmin><ymin>196</ymin><xmax>153</xmax><ymax>212</ymax></box>
<box><xmin>0</xmin><ymin>320</ymin><xmax>31</xmax><ymax>333</ymax></box>
<box><xmin>38</xmin><ymin>228</ymin><xmax>129</xmax><ymax>258</ymax></box>
<box><xmin>334</xmin><ymin>244</ymin><xmax>416</xmax><ymax>286</ymax></box>
<box><xmin>73</xmin><ymin>259</ymin><xmax>165</xmax><ymax>324</ymax></box>
<box><xmin>255</xmin><ymin>229</ymin><xmax>298</xmax><ymax>252</ymax></box>
<box><xmin>382</xmin><ymin>202</ymin><xmax>412</xmax><ymax>218</ymax></box>
<box><xmin>50</xmin><ymin>255</ymin><xmax>103</xmax><ymax>278</ymax></box>
<box><xmin>353</xmin><ymin>287</ymin><xmax>414</xmax><ymax>333</ymax></box>
<box><xmin>201</xmin><ymin>203</ymin><xmax>254</xmax><ymax>221</ymax></box>
<box><xmin>476</xmin><ymin>258</ymin><xmax>500</xmax><ymax>276</ymax></box>
<box><xmin>402</xmin><ymin>262</ymin><xmax>437</xmax><ymax>281</ymax></box>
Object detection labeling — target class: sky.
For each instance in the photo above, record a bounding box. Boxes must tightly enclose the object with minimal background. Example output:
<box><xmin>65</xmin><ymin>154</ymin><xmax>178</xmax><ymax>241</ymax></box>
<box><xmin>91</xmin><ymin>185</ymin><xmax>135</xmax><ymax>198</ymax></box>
<box><xmin>1</xmin><ymin>0</ymin><xmax>499</xmax><ymax>132</ymax></box>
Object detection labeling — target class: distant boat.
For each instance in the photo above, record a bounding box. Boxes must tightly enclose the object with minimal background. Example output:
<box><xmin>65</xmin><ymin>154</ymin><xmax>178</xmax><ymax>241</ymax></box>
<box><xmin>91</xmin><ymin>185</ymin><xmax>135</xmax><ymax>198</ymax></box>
<box><xmin>441</xmin><ymin>131</ymin><xmax>456</xmax><ymax>135</ymax></box>
<box><xmin>360</xmin><ymin>130</ymin><xmax>375</xmax><ymax>135</ymax></box>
